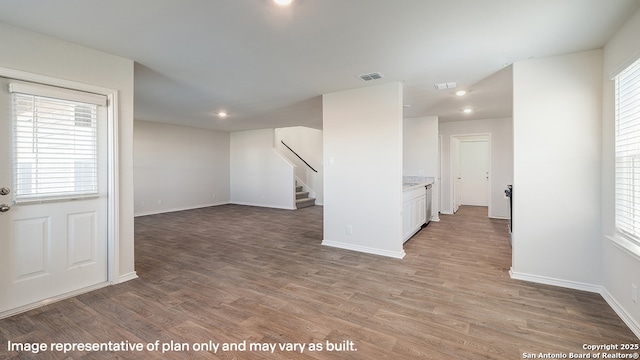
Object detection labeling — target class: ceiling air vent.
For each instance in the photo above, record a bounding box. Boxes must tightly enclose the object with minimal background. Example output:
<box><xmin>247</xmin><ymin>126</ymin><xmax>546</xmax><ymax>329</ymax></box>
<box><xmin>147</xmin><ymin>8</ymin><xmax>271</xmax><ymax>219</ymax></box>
<box><xmin>358</xmin><ymin>72</ymin><xmax>384</xmax><ymax>81</ymax></box>
<box><xmin>434</xmin><ymin>82</ymin><xmax>457</xmax><ymax>90</ymax></box>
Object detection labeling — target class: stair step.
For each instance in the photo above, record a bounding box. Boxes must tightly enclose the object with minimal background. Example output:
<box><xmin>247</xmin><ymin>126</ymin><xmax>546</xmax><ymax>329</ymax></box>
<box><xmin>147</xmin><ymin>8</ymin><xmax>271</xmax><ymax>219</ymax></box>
<box><xmin>295</xmin><ymin>185</ymin><xmax>303</xmax><ymax>192</ymax></box>
<box><xmin>296</xmin><ymin>197</ymin><xmax>315</xmax><ymax>209</ymax></box>
<box><xmin>296</xmin><ymin>191</ymin><xmax>309</xmax><ymax>199</ymax></box>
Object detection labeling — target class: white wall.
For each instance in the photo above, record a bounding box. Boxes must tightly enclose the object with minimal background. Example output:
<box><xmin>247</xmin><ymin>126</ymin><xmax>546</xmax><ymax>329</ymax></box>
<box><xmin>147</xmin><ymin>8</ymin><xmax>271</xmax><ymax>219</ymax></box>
<box><xmin>602</xmin><ymin>7</ymin><xmax>640</xmax><ymax>336</ymax></box>
<box><xmin>134</xmin><ymin>120</ymin><xmax>230</xmax><ymax>216</ymax></box>
<box><xmin>439</xmin><ymin>117</ymin><xmax>513</xmax><ymax>218</ymax></box>
<box><xmin>323</xmin><ymin>82</ymin><xmax>404</xmax><ymax>258</ymax></box>
<box><xmin>403</xmin><ymin>116</ymin><xmax>439</xmax><ymax>220</ymax></box>
<box><xmin>0</xmin><ymin>21</ymin><xmax>135</xmax><ymax>281</ymax></box>
<box><xmin>512</xmin><ymin>50</ymin><xmax>602</xmax><ymax>287</ymax></box>
<box><xmin>275</xmin><ymin>126</ymin><xmax>324</xmax><ymax>205</ymax></box>
<box><xmin>230</xmin><ymin>129</ymin><xmax>296</xmax><ymax>209</ymax></box>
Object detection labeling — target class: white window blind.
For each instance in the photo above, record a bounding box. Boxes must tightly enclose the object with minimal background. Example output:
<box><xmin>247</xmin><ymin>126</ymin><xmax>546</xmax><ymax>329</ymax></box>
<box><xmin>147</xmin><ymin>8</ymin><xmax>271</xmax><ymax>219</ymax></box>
<box><xmin>615</xmin><ymin>57</ymin><xmax>640</xmax><ymax>243</ymax></box>
<box><xmin>9</xmin><ymin>82</ymin><xmax>106</xmax><ymax>204</ymax></box>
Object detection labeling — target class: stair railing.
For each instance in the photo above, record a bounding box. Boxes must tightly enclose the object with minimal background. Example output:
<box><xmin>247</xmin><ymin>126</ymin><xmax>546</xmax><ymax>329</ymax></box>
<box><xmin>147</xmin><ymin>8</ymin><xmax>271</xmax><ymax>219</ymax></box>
<box><xmin>280</xmin><ymin>140</ymin><xmax>318</xmax><ymax>173</ymax></box>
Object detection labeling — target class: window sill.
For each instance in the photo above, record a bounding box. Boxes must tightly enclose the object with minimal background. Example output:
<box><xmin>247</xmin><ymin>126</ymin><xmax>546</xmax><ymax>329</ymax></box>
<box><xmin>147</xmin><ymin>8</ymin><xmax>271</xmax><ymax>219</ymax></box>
<box><xmin>606</xmin><ymin>234</ymin><xmax>640</xmax><ymax>261</ymax></box>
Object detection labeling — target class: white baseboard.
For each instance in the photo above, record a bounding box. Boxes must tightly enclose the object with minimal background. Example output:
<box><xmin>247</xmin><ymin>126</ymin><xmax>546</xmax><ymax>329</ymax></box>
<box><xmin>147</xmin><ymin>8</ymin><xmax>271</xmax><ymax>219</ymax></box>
<box><xmin>134</xmin><ymin>201</ymin><xmax>230</xmax><ymax>217</ymax></box>
<box><xmin>0</xmin><ymin>272</ymin><xmax>138</xmax><ymax>319</ymax></box>
<box><xmin>231</xmin><ymin>201</ymin><xmax>296</xmax><ymax>210</ymax></box>
<box><xmin>0</xmin><ymin>281</ymin><xmax>110</xmax><ymax>319</ymax></box>
<box><xmin>321</xmin><ymin>240</ymin><xmax>405</xmax><ymax>259</ymax></box>
<box><xmin>509</xmin><ymin>268</ymin><xmax>601</xmax><ymax>293</ymax></box>
<box><xmin>510</xmin><ymin>268</ymin><xmax>640</xmax><ymax>340</ymax></box>
<box><xmin>601</xmin><ymin>289</ymin><xmax>640</xmax><ymax>339</ymax></box>
<box><xmin>118</xmin><ymin>271</ymin><xmax>138</xmax><ymax>283</ymax></box>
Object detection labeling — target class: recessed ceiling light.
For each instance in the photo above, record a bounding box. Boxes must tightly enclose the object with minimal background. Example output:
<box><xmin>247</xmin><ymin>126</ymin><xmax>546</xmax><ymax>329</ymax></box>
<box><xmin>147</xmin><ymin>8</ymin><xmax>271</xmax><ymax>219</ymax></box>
<box><xmin>217</xmin><ymin>111</ymin><xmax>228</xmax><ymax>118</ymax></box>
<box><xmin>463</xmin><ymin>108</ymin><xmax>473</xmax><ymax>114</ymax></box>
<box><xmin>274</xmin><ymin>0</ymin><xmax>293</xmax><ymax>5</ymax></box>
<box><xmin>455</xmin><ymin>90</ymin><xmax>466</xmax><ymax>96</ymax></box>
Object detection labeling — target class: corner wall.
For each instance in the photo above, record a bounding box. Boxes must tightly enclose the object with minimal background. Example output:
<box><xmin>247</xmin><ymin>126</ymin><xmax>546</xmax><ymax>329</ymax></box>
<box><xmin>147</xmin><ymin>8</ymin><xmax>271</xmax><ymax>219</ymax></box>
<box><xmin>322</xmin><ymin>82</ymin><xmax>404</xmax><ymax>258</ymax></box>
<box><xmin>602</xmin><ymin>7</ymin><xmax>640</xmax><ymax>337</ymax></box>
<box><xmin>134</xmin><ymin>120</ymin><xmax>230</xmax><ymax>216</ymax></box>
<box><xmin>512</xmin><ymin>50</ymin><xmax>602</xmax><ymax>288</ymax></box>
<box><xmin>403</xmin><ymin>116</ymin><xmax>440</xmax><ymax>220</ymax></box>
<box><xmin>230</xmin><ymin>129</ymin><xmax>296</xmax><ymax>210</ymax></box>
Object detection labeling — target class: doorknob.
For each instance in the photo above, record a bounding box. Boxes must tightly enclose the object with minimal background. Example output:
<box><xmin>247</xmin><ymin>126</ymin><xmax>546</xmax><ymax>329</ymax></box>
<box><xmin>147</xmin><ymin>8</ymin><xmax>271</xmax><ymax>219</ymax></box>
<box><xmin>0</xmin><ymin>204</ymin><xmax>10</xmax><ymax>212</ymax></box>
<box><xmin>0</xmin><ymin>187</ymin><xmax>9</xmax><ymax>195</ymax></box>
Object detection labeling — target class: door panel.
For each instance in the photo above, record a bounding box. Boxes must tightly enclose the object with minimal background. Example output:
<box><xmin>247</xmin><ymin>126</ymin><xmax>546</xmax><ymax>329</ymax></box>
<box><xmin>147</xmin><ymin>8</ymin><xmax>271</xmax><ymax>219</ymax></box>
<box><xmin>68</xmin><ymin>211</ymin><xmax>97</xmax><ymax>268</ymax></box>
<box><xmin>0</xmin><ymin>76</ymin><xmax>108</xmax><ymax>315</ymax></box>
<box><xmin>13</xmin><ymin>216</ymin><xmax>50</xmax><ymax>281</ymax></box>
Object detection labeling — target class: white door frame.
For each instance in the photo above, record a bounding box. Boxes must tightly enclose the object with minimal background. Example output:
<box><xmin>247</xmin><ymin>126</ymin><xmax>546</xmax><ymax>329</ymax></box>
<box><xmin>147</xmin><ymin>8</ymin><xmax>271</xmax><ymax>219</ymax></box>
<box><xmin>438</xmin><ymin>134</ymin><xmax>443</xmax><ymax>218</ymax></box>
<box><xmin>450</xmin><ymin>133</ymin><xmax>491</xmax><ymax>215</ymax></box>
<box><xmin>0</xmin><ymin>66</ymin><xmax>120</xmax><ymax>317</ymax></box>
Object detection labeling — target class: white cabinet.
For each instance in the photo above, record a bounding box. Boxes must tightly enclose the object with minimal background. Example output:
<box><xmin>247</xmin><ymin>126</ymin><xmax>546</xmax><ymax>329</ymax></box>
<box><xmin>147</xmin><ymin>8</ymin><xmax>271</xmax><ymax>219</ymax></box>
<box><xmin>403</xmin><ymin>186</ymin><xmax>427</xmax><ymax>242</ymax></box>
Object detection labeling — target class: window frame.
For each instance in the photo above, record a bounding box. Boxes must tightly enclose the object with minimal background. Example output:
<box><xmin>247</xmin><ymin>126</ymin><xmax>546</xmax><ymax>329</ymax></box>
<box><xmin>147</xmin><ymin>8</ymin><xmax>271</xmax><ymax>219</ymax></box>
<box><xmin>9</xmin><ymin>81</ymin><xmax>106</xmax><ymax>204</ymax></box>
<box><xmin>614</xmin><ymin>56</ymin><xmax>640</xmax><ymax>246</ymax></box>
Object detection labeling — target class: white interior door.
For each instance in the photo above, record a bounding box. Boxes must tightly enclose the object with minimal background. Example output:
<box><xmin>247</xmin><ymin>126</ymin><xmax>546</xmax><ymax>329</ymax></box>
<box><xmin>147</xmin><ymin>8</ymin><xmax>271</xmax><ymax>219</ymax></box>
<box><xmin>0</xmin><ymin>77</ymin><xmax>108</xmax><ymax>315</ymax></box>
<box><xmin>459</xmin><ymin>140</ymin><xmax>489</xmax><ymax>206</ymax></box>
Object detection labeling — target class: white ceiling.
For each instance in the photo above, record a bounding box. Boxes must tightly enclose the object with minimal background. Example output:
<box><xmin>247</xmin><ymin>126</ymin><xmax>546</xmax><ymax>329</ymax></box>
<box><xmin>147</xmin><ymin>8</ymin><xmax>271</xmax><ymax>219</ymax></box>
<box><xmin>0</xmin><ymin>0</ymin><xmax>638</xmax><ymax>131</ymax></box>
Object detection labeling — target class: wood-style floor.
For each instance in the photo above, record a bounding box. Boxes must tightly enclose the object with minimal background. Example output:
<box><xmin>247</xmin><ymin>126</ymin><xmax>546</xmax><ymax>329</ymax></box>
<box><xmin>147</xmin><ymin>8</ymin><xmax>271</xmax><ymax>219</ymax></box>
<box><xmin>0</xmin><ymin>205</ymin><xmax>637</xmax><ymax>359</ymax></box>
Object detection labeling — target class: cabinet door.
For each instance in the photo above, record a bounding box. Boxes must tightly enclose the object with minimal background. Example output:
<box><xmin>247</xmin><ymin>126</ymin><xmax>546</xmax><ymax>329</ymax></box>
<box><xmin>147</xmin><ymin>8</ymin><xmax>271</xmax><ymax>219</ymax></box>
<box><xmin>412</xmin><ymin>197</ymin><xmax>420</xmax><ymax>232</ymax></box>
<box><xmin>417</xmin><ymin>195</ymin><xmax>426</xmax><ymax>225</ymax></box>
<box><xmin>403</xmin><ymin>200</ymin><xmax>413</xmax><ymax>241</ymax></box>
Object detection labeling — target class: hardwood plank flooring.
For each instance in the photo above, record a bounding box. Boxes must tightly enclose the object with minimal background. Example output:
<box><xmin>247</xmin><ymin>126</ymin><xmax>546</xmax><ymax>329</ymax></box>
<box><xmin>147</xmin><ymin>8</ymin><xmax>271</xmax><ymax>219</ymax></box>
<box><xmin>0</xmin><ymin>205</ymin><xmax>637</xmax><ymax>359</ymax></box>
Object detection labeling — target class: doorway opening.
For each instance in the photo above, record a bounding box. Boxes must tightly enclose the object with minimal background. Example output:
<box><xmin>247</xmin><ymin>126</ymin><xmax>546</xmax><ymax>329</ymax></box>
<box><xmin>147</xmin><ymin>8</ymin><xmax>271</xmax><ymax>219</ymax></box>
<box><xmin>450</xmin><ymin>134</ymin><xmax>491</xmax><ymax>215</ymax></box>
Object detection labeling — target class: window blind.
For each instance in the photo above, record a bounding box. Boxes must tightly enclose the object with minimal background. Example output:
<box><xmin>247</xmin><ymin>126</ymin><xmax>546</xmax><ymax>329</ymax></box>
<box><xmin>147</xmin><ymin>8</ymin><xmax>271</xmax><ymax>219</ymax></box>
<box><xmin>615</xmin><ymin>56</ymin><xmax>640</xmax><ymax>243</ymax></box>
<box><xmin>10</xmin><ymin>83</ymin><xmax>104</xmax><ymax>204</ymax></box>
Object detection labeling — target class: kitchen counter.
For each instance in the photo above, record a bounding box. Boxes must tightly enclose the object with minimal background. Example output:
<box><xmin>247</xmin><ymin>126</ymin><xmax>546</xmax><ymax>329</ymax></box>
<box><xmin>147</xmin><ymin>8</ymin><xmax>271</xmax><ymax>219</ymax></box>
<box><xmin>403</xmin><ymin>182</ymin><xmax>430</xmax><ymax>191</ymax></box>
<box><xmin>402</xmin><ymin>176</ymin><xmax>434</xmax><ymax>191</ymax></box>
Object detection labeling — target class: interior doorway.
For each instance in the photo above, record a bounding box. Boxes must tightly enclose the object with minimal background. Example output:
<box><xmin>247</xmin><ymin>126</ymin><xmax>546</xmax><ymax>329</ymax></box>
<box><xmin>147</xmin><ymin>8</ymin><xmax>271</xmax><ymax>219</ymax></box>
<box><xmin>451</xmin><ymin>134</ymin><xmax>490</xmax><ymax>214</ymax></box>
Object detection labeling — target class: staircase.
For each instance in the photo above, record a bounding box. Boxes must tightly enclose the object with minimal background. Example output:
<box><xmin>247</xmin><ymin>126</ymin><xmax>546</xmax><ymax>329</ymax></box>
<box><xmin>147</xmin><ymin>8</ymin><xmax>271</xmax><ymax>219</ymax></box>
<box><xmin>295</xmin><ymin>183</ymin><xmax>316</xmax><ymax>209</ymax></box>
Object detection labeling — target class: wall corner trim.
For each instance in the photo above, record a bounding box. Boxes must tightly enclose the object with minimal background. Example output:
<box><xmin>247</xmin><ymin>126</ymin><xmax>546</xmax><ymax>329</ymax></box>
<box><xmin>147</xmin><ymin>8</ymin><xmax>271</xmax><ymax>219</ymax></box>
<box><xmin>601</xmin><ymin>288</ymin><xmax>640</xmax><ymax>339</ymax></box>
<box><xmin>117</xmin><ymin>272</ymin><xmax>138</xmax><ymax>284</ymax></box>
<box><xmin>0</xmin><ymin>281</ymin><xmax>110</xmax><ymax>320</ymax></box>
<box><xmin>230</xmin><ymin>202</ymin><xmax>296</xmax><ymax>211</ymax></box>
<box><xmin>510</xmin><ymin>268</ymin><xmax>640</xmax><ymax>339</ymax></box>
<box><xmin>134</xmin><ymin>202</ymin><xmax>231</xmax><ymax>217</ymax></box>
<box><xmin>509</xmin><ymin>268</ymin><xmax>601</xmax><ymax>293</ymax></box>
